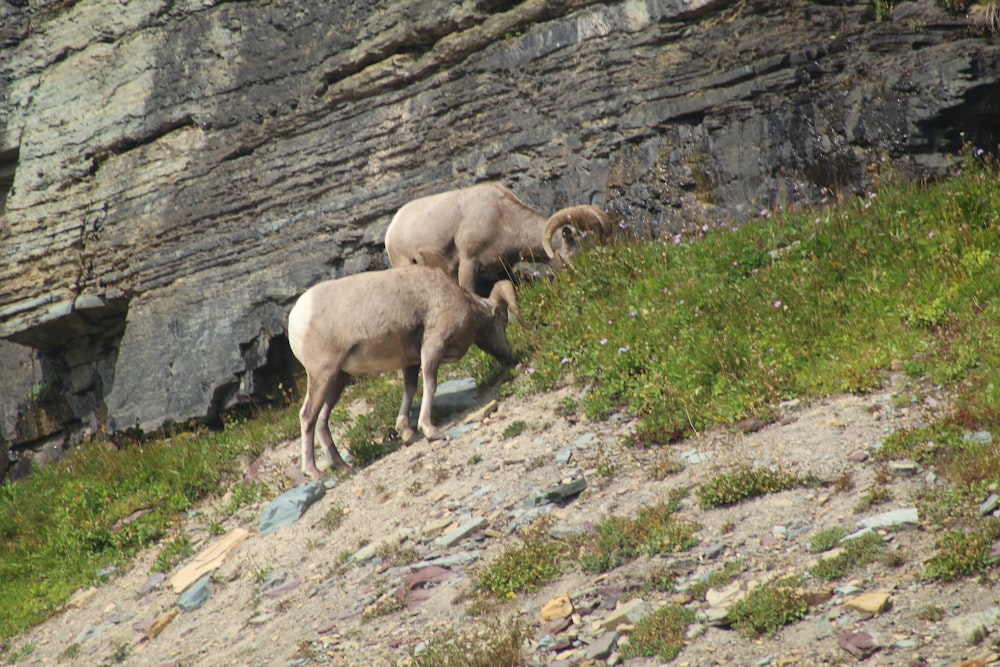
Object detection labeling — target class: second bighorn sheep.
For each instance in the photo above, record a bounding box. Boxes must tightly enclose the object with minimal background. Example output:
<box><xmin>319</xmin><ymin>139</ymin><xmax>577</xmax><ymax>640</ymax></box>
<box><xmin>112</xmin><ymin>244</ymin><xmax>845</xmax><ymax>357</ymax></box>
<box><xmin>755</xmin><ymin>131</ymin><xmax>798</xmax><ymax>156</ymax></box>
<box><xmin>286</xmin><ymin>265</ymin><xmax>522</xmax><ymax>479</ymax></box>
<box><xmin>384</xmin><ymin>182</ymin><xmax>612</xmax><ymax>292</ymax></box>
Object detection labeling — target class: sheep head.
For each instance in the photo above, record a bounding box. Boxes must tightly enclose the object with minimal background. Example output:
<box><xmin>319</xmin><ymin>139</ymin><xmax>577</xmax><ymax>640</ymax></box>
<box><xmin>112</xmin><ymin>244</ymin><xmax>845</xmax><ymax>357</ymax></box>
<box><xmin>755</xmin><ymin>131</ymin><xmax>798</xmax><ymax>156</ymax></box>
<box><xmin>474</xmin><ymin>279</ymin><xmax>530</xmax><ymax>362</ymax></box>
<box><xmin>542</xmin><ymin>205</ymin><xmax>613</xmax><ymax>266</ymax></box>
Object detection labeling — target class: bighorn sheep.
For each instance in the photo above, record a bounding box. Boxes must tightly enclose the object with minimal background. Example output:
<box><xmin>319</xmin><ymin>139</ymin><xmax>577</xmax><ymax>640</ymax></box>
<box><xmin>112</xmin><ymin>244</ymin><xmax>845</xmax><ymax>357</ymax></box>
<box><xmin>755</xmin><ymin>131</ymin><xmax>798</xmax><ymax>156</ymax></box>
<box><xmin>384</xmin><ymin>182</ymin><xmax>612</xmax><ymax>293</ymax></box>
<box><xmin>286</xmin><ymin>265</ymin><xmax>521</xmax><ymax>478</ymax></box>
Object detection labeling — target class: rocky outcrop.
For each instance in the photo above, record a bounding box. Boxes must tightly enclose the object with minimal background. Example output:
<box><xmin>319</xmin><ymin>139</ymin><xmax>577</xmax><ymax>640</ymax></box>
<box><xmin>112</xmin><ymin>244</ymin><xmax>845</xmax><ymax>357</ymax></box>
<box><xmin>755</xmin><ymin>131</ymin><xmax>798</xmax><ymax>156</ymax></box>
<box><xmin>1</xmin><ymin>0</ymin><xmax>998</xmax><ymax>473</ymax></box>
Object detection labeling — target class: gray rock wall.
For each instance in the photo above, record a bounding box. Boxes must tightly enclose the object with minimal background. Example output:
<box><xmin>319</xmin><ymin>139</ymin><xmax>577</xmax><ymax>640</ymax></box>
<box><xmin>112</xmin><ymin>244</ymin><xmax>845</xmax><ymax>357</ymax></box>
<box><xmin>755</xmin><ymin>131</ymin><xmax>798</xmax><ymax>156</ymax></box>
<box><xmin>1</xmin><ymin>0</ymin><xmax>998</xmax><ymax>470</ymax></box>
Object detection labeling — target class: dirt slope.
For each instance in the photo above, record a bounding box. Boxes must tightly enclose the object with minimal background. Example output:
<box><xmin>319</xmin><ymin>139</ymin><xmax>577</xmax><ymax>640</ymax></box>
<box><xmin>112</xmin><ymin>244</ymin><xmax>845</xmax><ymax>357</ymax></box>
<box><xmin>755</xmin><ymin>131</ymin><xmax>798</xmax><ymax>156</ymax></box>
<box><xmin>7</xmin><ymin>374</ymin><xmax>1000</xmax><ymax>667</ymax></box>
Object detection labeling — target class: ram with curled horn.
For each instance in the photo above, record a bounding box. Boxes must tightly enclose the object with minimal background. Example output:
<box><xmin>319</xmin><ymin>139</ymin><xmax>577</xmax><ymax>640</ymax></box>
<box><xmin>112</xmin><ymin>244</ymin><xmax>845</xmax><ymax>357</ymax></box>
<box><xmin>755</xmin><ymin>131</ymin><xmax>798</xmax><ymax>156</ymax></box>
<box><xmin>384</xmin><ymin>182</ymin><xmax>613</xmax><ymax>294</ymax></box>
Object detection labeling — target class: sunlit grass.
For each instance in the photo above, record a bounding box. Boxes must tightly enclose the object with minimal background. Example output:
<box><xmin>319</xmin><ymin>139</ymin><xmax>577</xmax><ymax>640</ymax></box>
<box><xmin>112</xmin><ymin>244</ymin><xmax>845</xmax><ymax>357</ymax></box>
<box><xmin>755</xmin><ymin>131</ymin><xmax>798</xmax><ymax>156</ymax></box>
<box><xmin>486</xmin><ymin>149</ymin><xmax>1000</xmax><ymax>447</ymax></box>
<box><xmin>0</xmin><ymin>405</ymin><xmax>298</xmax><ymax>639</ymax></box>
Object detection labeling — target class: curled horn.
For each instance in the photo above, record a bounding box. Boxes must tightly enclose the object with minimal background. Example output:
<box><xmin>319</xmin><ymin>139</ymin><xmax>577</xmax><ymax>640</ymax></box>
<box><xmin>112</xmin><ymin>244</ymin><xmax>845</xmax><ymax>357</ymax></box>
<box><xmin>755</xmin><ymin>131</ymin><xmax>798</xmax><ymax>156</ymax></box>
<box><xmin>488</xmin><ymin>280</ymin><xmax>532</xmax><ymax>330</ymax></box>
<box><xmin>542</xmin><ymin>205</ymin><xmax>613</xmax><ymax>261</ymax></box>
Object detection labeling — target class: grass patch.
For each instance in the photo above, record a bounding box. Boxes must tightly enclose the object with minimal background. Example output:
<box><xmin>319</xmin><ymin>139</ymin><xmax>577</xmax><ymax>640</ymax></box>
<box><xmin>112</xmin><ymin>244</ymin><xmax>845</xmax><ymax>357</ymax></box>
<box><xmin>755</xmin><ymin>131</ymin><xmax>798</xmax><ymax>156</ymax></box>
<box><xmin>578</xmin><ymin>500</ymin><xmax>700</xmax><ymax>573</ymax></box>
<box><xmin>925</xmin><ymin>527</ymin><xmax>1000</xmax><ymax>581</ymax></box>
<box><xmin>810</xmin><ymin>531</ymin><xmax>886</xmax><ymax>581</ymax></box>
<box><xmin>808</xmin><ymin>526</ymin><xmax>849</xmax><ymax>553</ymax></box>
<box><xmin>686</xmin><ymin>559</ymin><xmax>748</xmax><ymax>601</ymax></box>
<box><xmin>409</xmin><ymin>619</ymin><xmax>526</xmax><ymax>667</ymax></box>
<box><xmin>476</xmin><ymin>521</ymin><xmax>566</xmax><ymax>597</ymax></box>
<box><xmin>504</xmin><ymin>149</ymin><xmax>1000</xmax><ymax>448</ymax></box>
<box><xmin>697</xmin><ymin>466</ymin><xmax>819</xmax><ymax>508</ymax></box>
<box><xmin>0</xmin><ymin>405</ymin><xmax>298</xmax><ymax>640</ymax></box>
<box><xmin>728</xmin><ymin>579</ymin><xmax>809</xmax><ymax>637</ymax></box>
<box><xmin>620</xmin><ymin>605</ymin><xmax>696</xmax><ymax>661</ymax></box>
<box><xmin>501</xmin><ymin>420</ymin><xmax>528</xmax><ymax>439</ymax></box>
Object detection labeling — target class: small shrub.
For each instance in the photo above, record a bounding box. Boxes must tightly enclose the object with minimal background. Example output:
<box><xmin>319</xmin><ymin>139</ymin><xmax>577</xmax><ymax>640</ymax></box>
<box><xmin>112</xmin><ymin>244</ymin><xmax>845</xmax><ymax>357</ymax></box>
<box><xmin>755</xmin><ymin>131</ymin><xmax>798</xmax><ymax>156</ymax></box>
<box><xmin>925</xmin><ymin>529</ymin><xmax>996</xmax><ymax>581</ymax></box>
<box><xmin>477</xmin><ymin>522</ymin><xmax>565</xmax><ymax>596</ymax></box>
<box><xmin>410</xmin><ymin>619</ymin><xmax>526</xmax><ymax>667</ymax></box>
<box><xmin>698</xmin><ymin>466</ymin><xmax>818</xmax><ymax>508</ymax></box>
<box><xmin>320</xmin><ymin>505</ymin><xmax>347</xmax><ymax>532</ymax></box>
<box><xmin>152</xmin><ymin>535</ymin><xmax>193</xmax><ymax>574</ymax></box>
<box><xmin>854</xmin><ymin>486</ymin><xmax>892</xmax><ymax>513</ymax></box>
<box><xmin>809</xmin><ymin>526</ymin><xmax>848</xmax><ymax>553</ymax></box>
<box><xmin>620</xmin><ymin>605</ymin><xmax>695</xmax><ymax>661</ymax></box>
<box><xmin>502</xmin><ymin>420</ymin><xmax>528</xmax><ymax>439</ymax></box>
<box><xmin>578</xmin><ymin>501</ymin><xmax>699</xmax><ymax>574</ymax></box>
<box><xmin>728</xmin><ymin>582</ymin><xmax>808</xmax><ymax>637</ymax></box>
<box><xmin>810</xmin><ymin>531</ymin><xmax>885</xmax><ymax>581</ymax></box>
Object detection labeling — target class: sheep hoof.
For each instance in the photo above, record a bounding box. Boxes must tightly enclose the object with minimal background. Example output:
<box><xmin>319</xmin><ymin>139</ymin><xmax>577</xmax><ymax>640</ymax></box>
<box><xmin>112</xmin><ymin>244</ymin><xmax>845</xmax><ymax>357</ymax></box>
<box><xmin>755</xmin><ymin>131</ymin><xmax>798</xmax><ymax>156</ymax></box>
<box><xmin>302</xmin><ymin>465</ymin><xmax>324</xmax><ymax>480</ymax></box>
<box><xmin>424</xmin><ymin>429</ymin><xmax>446</xmax><ymax>442</ymax></box>
<box><xmin>400</xmin><ymin>427</ymin><xmax>417</xmax><ymax>445</ymax></box>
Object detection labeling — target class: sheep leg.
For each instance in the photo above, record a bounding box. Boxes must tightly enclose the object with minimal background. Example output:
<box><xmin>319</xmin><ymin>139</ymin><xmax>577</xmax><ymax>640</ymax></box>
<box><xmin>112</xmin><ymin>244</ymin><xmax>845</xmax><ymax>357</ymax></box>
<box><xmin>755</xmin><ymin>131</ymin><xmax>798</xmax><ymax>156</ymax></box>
<box><xmin>417</xmin><ymin>352</ymin><xmax>446</xmax><ymax>441</ymax></box>
<box><xmin>316</xmin><ymin>372</ymin><xmax>352</xmax><ymax>473</ymax></box>
<box><xmin>299</xmin><ymin>371</ymin><xmax>349</xmax><ymax>478</ymax></box>
<box><xmin>396</xmin><ymin>365</ymin><xmax>419</xmax><ymax>444</ymax></box>
<box><xmin>457</xmin><ymin>257</ymin><xmax>479</xmax><ymax>294</ymax></box>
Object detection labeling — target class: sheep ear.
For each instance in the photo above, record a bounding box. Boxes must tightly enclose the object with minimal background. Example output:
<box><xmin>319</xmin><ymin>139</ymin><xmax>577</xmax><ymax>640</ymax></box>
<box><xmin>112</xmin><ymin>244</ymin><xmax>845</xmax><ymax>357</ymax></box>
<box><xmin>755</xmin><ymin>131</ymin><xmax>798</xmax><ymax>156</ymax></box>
<box><xmin>489</xmin><ymin>280</ymin><xmax>531</xmax><ymax>330</ymax></box>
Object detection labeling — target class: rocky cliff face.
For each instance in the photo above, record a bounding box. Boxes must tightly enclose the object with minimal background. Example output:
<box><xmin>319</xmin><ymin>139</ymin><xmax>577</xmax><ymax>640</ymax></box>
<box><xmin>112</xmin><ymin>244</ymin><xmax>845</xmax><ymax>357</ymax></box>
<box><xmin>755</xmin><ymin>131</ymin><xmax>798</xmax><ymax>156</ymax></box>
<box><xmin>1</xmin><ymin>0</ymin><xmax>998</xmax><ymax>478</ymax></box>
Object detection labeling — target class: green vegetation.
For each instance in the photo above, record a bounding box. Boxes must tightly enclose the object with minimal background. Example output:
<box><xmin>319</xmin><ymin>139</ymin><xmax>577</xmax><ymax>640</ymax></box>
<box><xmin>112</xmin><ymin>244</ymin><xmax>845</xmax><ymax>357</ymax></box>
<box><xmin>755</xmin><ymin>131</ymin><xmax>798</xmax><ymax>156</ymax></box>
<box><xmin>808</xmin><ymin>526</ymin><xmax>849</xmax><ymax>553</ymax></box>
<box><xmin>474</xmin><ymin>497</ymin><xmax>698</xmax><ymax>605</ymax></box>
<box><xmin>579</xmin><ymin>500</ymin><xmax>699</xmax><ymax>573</ymax></box>
<box><xmin>809</xmin><ymin>531</ymin><xmax>887</xmax><ymax>581</ymax></box>
<box><xmin>337</xmin><ymin>374</ymin><xmax>406</xmax><ymax>466</ymax></box>
<box><xmin>697</xmin><ymin>466</ymin><xmax>820</xmax><ymax>508</ymax></box>
<box><xmin>727</xmin><ymin>579</ymin><xmax>809</xmax><ymax>637</ymax></box>
<box><xmin>409</xmin><ymin>619</ymin><xmax>526</xmax><ymax>667</ymax></box>
<box><xmin>152</xmin><ymin>534</ymin><xmax>193</xmax><ymax>573</ymax></box>
<box><xmin>925</xmin><ymin>527</ymin><xmax>1000</xmax><ymax>581</ymax></box>
<box><xmin>492</xmin><ymin>148</ymin><xmax>1000</xmax><ymax>452</ymax></box>
<box><xmin>476</xmin><ymin>522</ymin><xmax>566</xmax><ymax>597</ymax></box>
<box><xmin>620</xmin><ymin>605</ymin><xmax>696</xmax><ymax>661</ymax></box>
<box><xmin>501</xmin><ymin>420</ymin><xmax>528</xmax><ymax>439</ymax></box>
<box><xmin>0</xmin><ymin>407</ymin><xmax>298</xmax><ymax>639</ymax></box>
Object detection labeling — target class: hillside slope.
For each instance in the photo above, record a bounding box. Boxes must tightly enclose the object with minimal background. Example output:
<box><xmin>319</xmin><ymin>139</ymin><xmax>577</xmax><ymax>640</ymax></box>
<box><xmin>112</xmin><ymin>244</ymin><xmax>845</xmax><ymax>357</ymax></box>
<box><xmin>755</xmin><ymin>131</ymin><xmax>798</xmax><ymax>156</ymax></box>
<box><xmin>5</xmin><ymin>373</ymin><xmax>999</xmax><ymax>667</ymax></box>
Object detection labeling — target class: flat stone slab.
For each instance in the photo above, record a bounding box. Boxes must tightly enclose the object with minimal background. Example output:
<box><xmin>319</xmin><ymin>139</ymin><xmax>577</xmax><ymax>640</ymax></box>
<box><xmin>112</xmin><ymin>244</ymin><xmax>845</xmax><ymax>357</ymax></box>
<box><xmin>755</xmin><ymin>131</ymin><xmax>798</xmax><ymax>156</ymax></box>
<box><xmin>170</xmin><ymin>527</ymin><xmax>250</xmax><ymax>593</ymax></box>
<box><xmin>857</xmin><ymin>507</ymin><xmax>919</xmax><ymax>530</ymax></box>
<box><xmin>259</xmin><ymin>480</ymin><xmax>326</xmax><ymax>536</ymax></box>
<box><xmin>424</xmin><ymin>378</ymin><xmax>478</xmax><ymax>412</ymax></box>
<box><xmin>435</xmin><ymin>516</ymin><xmax>487</xmax><ymax>547</ymax></box>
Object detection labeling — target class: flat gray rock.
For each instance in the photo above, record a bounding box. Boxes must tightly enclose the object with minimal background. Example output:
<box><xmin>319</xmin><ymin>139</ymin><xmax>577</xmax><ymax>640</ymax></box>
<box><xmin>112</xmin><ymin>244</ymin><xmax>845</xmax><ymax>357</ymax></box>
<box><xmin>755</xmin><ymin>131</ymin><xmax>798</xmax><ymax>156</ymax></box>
<box><xmin>259</xmin><ymin>480</ymin><xmax>326</xmax><ymax>536</ymax></box>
